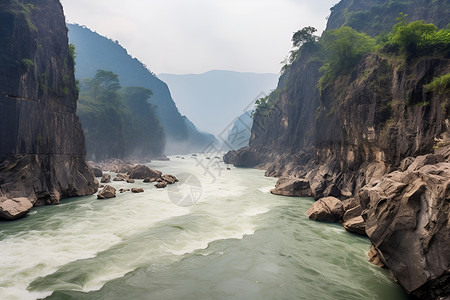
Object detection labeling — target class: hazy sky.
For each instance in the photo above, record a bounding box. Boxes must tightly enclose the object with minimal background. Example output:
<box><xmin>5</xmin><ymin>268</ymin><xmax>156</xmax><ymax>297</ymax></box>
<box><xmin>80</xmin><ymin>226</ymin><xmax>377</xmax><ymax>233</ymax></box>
<box><xmin>60</xmin><ymin>0</ymin><xmax>337</xmax><ymax>74</ymax></box>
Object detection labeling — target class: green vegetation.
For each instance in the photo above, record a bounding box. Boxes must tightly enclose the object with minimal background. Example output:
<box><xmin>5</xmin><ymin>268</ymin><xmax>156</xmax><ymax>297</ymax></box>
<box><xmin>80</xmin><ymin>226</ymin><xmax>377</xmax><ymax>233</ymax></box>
<box><xmin>425</xmin><ymin>74</ymin><xmax>450</xmax><ymax>95</ymax></box>
<box><xmin>252</xmin><ymin>89</ymin><xmax>282</xmax><ymax>117</ymax></box>
<box><xmin>318</xmin><ymin>26</ymin><xmax>376</xmax><ymax>91</ymax></box>
<box><xmin>69</xmin><ymin>44</ymin><xmax>76</xmax><ymax>66</ymax></box>
<box><xmin>20</xmin><ymin>58</ymin><xmax>35</xmax><ymax>71</ymax></box>
<box><xmin>77</xmin><ymin>69</ymin><xmax>165</xmax><ymax>160</ymax></box>
<box><xmin>281</xmin><ymin>26</ymin><xmax>319</xmax><ymax>73</ymax></box>
<box><xmin>8</xmin><ymin>0</ymin><xmax>37</xmax><ymax>32</ymax></box>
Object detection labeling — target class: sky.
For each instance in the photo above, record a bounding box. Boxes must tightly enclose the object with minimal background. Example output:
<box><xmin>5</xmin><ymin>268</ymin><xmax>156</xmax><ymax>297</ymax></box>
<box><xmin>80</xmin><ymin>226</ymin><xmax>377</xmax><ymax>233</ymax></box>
<box><xmin>60</xmin><ymin>0</ymin><xmax>337</xmax><ymax>75</ymax></box>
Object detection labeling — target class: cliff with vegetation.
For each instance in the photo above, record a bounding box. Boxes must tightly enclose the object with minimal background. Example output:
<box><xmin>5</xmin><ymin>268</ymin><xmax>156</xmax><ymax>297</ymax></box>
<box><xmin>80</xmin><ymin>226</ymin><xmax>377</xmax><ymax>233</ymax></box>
<box><xmin>67</xmin><ymin>24</ymin><xmax>216</xmax><ymax>155</ymax></box>
<box><xmin>225</xmin><ymin>0</ymin><xmax>449</xmax><ymax>298</ymax></box>
<box><xmin>0</xmin><ymin>0</ymin><xmax>98</xmax><ymax>220</ymax></box>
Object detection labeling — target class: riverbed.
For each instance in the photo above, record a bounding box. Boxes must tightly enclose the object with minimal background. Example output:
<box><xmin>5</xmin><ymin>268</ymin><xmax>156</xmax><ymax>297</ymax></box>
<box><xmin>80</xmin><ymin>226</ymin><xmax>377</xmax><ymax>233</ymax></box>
<box><xmin>0</xmin><ymin>155</ymin><xmax>408</xmax><ymax>299</ymax></box>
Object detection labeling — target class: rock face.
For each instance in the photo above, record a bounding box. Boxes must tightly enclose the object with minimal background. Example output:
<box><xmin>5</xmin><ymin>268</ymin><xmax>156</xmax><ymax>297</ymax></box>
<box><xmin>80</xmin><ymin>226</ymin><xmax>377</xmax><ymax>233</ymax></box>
<box><xmin>97</xmin><ymin>185</ymin><xmax>116</xmax><ymax>199</ymax></box>
<box><xmin>222</xmin><ymin>2</ymin><xmax>449</xmax><ymax>298</ymax></box>
<box><xmin>306</xmin><ymin>197</ymin><xmax>344</xmax><ymax>223</ymax></box>
<box><xmin>359</xmin><ymin>151</ymin><xmax>450</xmax><ymax>299</ymax></box>
<box><xmin>271</xmin><ymin>177</ymin><xmax>312</xmax><ymax>197</ymax></box>
<box><xmin>0</xmin><ymin>0</ymin><xmax>98</xmax><ymax>219</ymax></box>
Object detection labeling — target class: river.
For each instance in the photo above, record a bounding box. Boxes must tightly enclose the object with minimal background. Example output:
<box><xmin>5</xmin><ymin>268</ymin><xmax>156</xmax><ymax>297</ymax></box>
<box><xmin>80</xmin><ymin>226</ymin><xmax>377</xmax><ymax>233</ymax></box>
<box><xmin>0</xmin><ymin>155</ymin><xmax>408</xmax><ymax>300</ymax></box>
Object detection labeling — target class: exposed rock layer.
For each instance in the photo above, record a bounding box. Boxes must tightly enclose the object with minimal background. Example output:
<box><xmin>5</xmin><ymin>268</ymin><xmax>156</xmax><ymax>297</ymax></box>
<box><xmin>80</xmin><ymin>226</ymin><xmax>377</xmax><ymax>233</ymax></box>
<box><xmin>0</xmin><ymin>0</ymin><xmax>98</xmax><ymax>219</ymax></box>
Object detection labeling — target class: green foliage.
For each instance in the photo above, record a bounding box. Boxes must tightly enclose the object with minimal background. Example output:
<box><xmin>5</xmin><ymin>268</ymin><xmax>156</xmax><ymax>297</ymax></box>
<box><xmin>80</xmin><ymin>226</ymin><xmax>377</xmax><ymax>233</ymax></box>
<box><xmin>281</xmin><ymin>26</ymin><xmax>319</xmax><ymax>73</ymax></box>
<box><xmin>386</xmin><ymin>20</ymin><xmax>448</xmax><ymax>60</ymax></box>
<box><xmin>69</xmin><ymin>44</ymin><xmax>76</xmax><ymax>66</ymax></box>
<box><xmin>20</xmin><ymin>58</ymin><xmax>35</xmax><ymax>71</ymax></box>
<box><xmin>252</xmin><ymin>89</ymin><xmax>282</xmax><ymax>117</ymax></box>
<box><xmin>425</xmin><ymin>73</ymin><xmax>450</xmax><ymax>95</ymax></box>
<box><xmin>318</xmin><ymin>26</ymin><xmax>376</xmax><ymax>91</ymax></box>
<box><xmin>77</xmin><ymin>70</ymin><xmax>165</xmax><ymax>160</ymax></box>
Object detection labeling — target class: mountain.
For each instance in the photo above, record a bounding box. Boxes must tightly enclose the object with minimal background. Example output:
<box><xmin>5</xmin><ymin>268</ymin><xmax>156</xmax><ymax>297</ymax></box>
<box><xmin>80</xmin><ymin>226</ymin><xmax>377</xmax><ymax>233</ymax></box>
<box><xmin>222</xmin><ymin>110</ymin><xmax>253</xmax><ymax>151</ymax></box>
<box><xmin>67</xmin><ymin>24</ymin><xmax>215</xmax><ymax>155</ymax></box>
<box><xmin>225</xmin><ymin>0</ymin><xmax>450</xmax><ymax>298</ymax></box>
<box><xmin>158</xmin><ymin>70</ymin><xmax>278</xmax><ymax>137</ymax></box>
<box><xmin>0</xmin><ymin>0</ymin><xmax>97</xmax><ymax>220</ymax></box>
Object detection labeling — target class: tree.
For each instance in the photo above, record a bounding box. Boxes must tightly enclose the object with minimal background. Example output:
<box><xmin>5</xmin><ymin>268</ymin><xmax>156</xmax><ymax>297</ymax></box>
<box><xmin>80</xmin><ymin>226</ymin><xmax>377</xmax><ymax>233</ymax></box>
<box><xmin>92</xmin><ymin>69</ymin><xmax>121</xmax><ymax>96</ymax></box>
<box><xmin>318</xmin><ymin>26</ymin><xmax>376</xmax><ymax>91</ymax></box>
<box><xmin>292</xmin><ymin>26</ymin><xmax>317</xmax><ymax>47</ymax></box>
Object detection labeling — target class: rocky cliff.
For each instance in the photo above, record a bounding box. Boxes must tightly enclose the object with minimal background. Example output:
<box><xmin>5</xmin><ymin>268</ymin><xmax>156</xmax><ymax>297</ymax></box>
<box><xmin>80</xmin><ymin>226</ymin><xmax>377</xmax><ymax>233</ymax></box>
<box><xmin>0</xmin><ymin>0</ymin><xmax>98</xmax><ymax>220</ymax></box>
<box><xmin>225</xmin><ymin>0</ymin><xmax>449</xmax><ymax>298</ymax></box>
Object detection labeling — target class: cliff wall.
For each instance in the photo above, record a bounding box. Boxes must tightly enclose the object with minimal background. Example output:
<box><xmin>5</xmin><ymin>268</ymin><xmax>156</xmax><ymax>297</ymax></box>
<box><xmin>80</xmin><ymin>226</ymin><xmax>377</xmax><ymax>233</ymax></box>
<box><xmin>0</xmin><ymin>0</ymin><xmax>98</xmax><ymax>219</ymax></box>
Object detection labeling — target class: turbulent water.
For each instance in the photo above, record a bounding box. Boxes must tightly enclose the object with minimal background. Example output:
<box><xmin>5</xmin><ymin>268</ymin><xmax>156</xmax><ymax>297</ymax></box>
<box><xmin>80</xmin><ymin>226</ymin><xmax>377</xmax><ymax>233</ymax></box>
<box><xmin>0</xmin><ymin>155</ymin><xmax>408</xmax><ymax>300</ymax></box>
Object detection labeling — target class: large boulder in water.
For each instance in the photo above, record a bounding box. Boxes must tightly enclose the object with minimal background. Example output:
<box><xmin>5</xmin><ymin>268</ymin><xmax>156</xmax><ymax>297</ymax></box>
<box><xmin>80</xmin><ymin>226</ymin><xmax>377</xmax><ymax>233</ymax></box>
<box><xmin>92</xmin><ymin>167</ymin><xmax>103</xmax><ymax>177</ymax></box>
<box><xmin>360</xmin><ymin>151</ymin><xmax>450</xmax><ymax>299</ymax></box>
<box><xmin>307</xmin><ymin>196</ymin><xmax>344</xmax><ymax>223</ymax></box>
<box><xmin>97</xmin><ymin>185</ymin><xmax>116</xmax><ymax>199</ymax></box>
<box><xmin>270</xmin><ymin>177</ymin><xmax>312</xmax><ymax>197</ymax></box>
<box><xmin>0</xmin><ymin>197</ymin><xmax>33</xmax><ymax>220</ymax></box>
<box><xmin>129</xmin><ymin>165</ymin><xmax>162</xmax><ymax>180</ymax></box>
<box><xmin>161</xmin><ymin>174</ymin><xmax>178</xmax><ymax>184</ymax></box>
<box><xmin>224</xmin><ymin>147</ymin><xmax>264</xmax><ymax>168</ymax></box>
<box><xmin>100</xmin><ymin>174</ymin><xmax>111</xmax><ymax>183</ymax></box>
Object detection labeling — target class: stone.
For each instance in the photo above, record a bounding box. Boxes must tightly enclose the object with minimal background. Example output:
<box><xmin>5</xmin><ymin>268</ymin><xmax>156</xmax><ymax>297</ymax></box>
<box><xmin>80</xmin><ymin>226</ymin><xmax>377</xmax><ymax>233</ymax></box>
<box><xmin>271</xmin><ymin>177</ymin><xmax>312</xmax><ymax>197</ymax></box>
<box><xmin>143</xmin><ymin>178</ymin><xmax>158</xmax><ymax>183</ymax></box>
<box><xmin>342</xmin><ymin>216</ymin><xmax>366</xmax><ymax>235</ymax></box>
<box><xmin>323</xmin><ymin>184</ymin><xmax>341</xmax><ymax>198</ymax></box>
<box><xmin>100</xmin><ymin>174</ymin><xmax>111</xmax><ymax>183</ymax></box>
<box><xmin>129</xmin><ymin>165</ymin><xmax>162</xmax><ymax>180</ymax></box>
<box><xmin>131</xmin><ymin>188</ymin><xmax>144</xmax><ymax>193</ymax></box>
<box><xmin>92</xmin><ymin>167</ymin><xmax>103</xmax><ymax>177</ymax></box>
<box><xmin>113</xmin><ymin>173</ymin><xmax>128</xmax><ymax>181</ymax></box>
<box><xmin>306</xmin><ymin>197</ymin><xmax>344</xmax><ymax>223</ymax></box>
<box><xmin>0</xmin><ymin>197</ymin><xmax>33</xmax><ymax>220</ymax></box>
<box><xmin>127</xmin><ymin>179</ymin><xmax>135</xmax><ymax>183</ymax></box>
<box><xmin>155</xmin><ymin>181</ymin><xmax>168</xmax><ymax>188</ymax></box>
<box><xmin>161</xmin><ymin>174</ymin><xmax>178</xmax><ymax>184</ymax></box>
<box><xmin>119</xmin><ymin>188</ymin><xmax>130</xmax><ymax>193</ymax></box>
<box><xmin>97</xmin><ymin>185</ymin><xmax>116</xmax><ymax>199</ymax></box>
<box><xmin>343</xmin><ymin>205</ymin><xmax>363</xmax><ymax>222</ymax></box>
<box><xmin>368</xmin><ymin>245</ymin><xmax>385</xmax><ymax>268</ymax></box>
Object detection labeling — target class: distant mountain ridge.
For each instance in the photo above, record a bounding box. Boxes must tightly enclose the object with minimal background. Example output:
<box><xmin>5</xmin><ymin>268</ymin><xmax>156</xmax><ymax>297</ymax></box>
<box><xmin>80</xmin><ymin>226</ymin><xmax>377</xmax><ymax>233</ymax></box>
<box><xmin>67</xmin><ymin>23</ymin><xmax>215</xmax><ymax>155</ymax></box>
<box><xmin>158</xmin><ymin>70</ymin><xmax>278</xmax><ymax>137</ymax></box>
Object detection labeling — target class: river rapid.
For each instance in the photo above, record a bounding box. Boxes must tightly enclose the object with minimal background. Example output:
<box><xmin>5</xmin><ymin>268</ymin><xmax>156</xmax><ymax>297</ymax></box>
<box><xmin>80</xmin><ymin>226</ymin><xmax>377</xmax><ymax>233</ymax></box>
<box><xmin>0</xmin><ymin>155</ymin><xmax>408</xmax><ymax>300</ymax></box>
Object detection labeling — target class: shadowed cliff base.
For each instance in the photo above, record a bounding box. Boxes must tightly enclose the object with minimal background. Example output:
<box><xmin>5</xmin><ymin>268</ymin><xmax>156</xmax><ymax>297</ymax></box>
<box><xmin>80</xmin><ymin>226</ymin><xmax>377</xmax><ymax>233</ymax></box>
<box><xmin>0</xmin><ymin>0</ymin><xmax>98</xmax><ymax>220</ymax></box>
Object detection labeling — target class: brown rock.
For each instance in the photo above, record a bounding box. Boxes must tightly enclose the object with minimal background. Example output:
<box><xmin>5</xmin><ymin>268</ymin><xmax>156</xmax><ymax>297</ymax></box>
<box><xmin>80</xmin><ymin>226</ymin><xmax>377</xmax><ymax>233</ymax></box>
<box><xmin>119</xmin><ymin>188</ymin><xmax>130</xmax><ymax>193</ymax></box>
<box><xmin>155</xmin><ymin>181</ymin><xmax>168</xmax><ymax>188</ymax></box>
<box><xmin>368</xmin><ymin>245</ymin><xmax>385</xmax><ymax>268</ymax></box>
<box><xmin>271</xmin><ymin>177</ymin><xmax>312</xmax><ymax>197</ymax></box>
<box><xmin>131</xmin><ymin>188</ymin><xmax>144</xmax><ymax>193</ymax></box>
<box><xmin>342</xmin><ymin>216</ymin><xmax>366</xmax><ymax>235</ymax></box>
<box><xmin>97</xmin><ymin>185</ymin><xmax>116</xmax><ymax>199</ymax></box>
<box><xmin>0</xmin><ymin>197</ymin><xmax>33</xmax><ymax>220</ymax></box>
<box><xmin>129</xmin><ymin>165</ymin><xmax>162</xmax><ymax>180</ymax></box>
<box><xmin>306</xmin><ymin>196</ymin><xmax>344</xmax><ymax>222</ymax></box>
<box><xmin>127</xmin><ymin>179</ymin><xmax>135</xmax><ymax>183</ymax></box>
<box><xmin>161</xmin><ymin>174</ymin><xmax>178</xmax><ymax>184</ymax></box>
<box><xmin>92</xmin><ymin>167</ymin><xmax>103</xmax><ymax>177</ymax></box>
<box><xmin>143</xmin><ymin>177</ymin><xmax>158</xmax><ymax>183</ymax></box>
<box><xmin>343</xmin><ymin>205</ymin><xmax>363</xmax><ymax>222</ymax></box>
<box><xmin>113</xmin><ymin>173</ymin><xmax>128</xmax><ymax>182</ymax></box>
<box><xmin>100</xmin><ymin>174</ymin><xmax>111</xmax><ymax>183</ymax></box>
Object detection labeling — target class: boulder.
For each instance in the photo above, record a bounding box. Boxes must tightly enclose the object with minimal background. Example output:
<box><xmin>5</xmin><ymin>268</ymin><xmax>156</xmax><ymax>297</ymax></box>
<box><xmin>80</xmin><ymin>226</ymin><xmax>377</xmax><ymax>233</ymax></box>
<box><xmin>342</xmin><ymin>216</ymin><xmax>366</xmax><ymax>235</ymax></box>
<box><xmin>113</xmin><ymin>173</ymin><xmax>128</xmax><ymax>181</ymax></box>
<box><xmin>155</xmin><ymin>181</ymin><xmax>168</xmax><ymax>188</ymax></box>
<box><xmin>100</xmin><ymin>174</ymin><xmax>111</xmax><ymax>183</ymax></box>
<box><xmin>97</xmin><ymin>185</ymin><xmax>116</xmax><ymax>199</ymax></box>
<box><xmin>360</xmin><ymin>153</ymin><xmax>450</xmax><ymax>299</ymax></box>
<box><xmin>92</xmin><ymin>167</ymin><xmax>103</xmax><ymax>177</ymax></box>
<box><xmin>131</xmin><ymin>188</ymin><xmax>144</xmax><ymax>193</ymax></box>
<box><xmin>119</xmin><ymin>188</ymin><xmax>130</xmax><ymax>193</ymax></box>
<box><xmin>161</xmin><ymin>174</ymin><xmax>178</xmax><ymax>184</ymax></box>
<box><xmin>223</xmin><ymin>147</ymin><xmax>264</xmax><ymax>168</ymax></box>
<box><xmin>306</xmin><ymin>196</ymin><xmax>344</xmax><ymax>223</ymax></box>
<box><xmin>0</xmin><ymin>197</ymin><xmax>33</xmax><ymax>220</ymax></box>
<box><xmin>368</xmin><ymin>245</ymin><xmax>385</xmax><ymax>268</ymax></box>
<box><xmin>129</xmin><ymin>165</ymin><xmax>162</xmax><ymax>179</ymax></box>
<box><xmin>143</xmin><ymin>177</ymin><xmax>158</xmax><ymax>183</ymax></box>
<box><xmin>270</xmin><ymin>177</ymin><xmax>312</xmax><ymax>197</ymax></box>
<box><xmin>127</xmin><ymin>179</ymin><xmax>135</xmax><ymax>183</ymax></box>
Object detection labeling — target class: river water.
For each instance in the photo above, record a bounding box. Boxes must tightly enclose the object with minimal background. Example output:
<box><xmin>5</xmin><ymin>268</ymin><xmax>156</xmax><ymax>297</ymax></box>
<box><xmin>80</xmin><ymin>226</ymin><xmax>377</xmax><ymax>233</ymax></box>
<box><xmin>0</xmin><ymin>155</ymin><xmax>408</xmax><ymax>300</ymax></box>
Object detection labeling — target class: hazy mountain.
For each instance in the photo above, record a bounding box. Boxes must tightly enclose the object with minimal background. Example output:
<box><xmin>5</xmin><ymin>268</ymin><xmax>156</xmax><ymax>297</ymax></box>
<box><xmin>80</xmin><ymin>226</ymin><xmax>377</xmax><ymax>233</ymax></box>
<box><xmin>67</xmin><ymin>23</ymin><xmax>216</xmax><ymax>154</ymax></box>
<box><xmin>158</xmin><ymin>70</ymin><xmax>278</xmax><ymax>138</ymax></box>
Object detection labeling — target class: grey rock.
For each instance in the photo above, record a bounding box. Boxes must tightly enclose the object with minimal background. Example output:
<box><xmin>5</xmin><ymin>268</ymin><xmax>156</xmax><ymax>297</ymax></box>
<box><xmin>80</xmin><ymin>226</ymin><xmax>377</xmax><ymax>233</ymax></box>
<box><xmin>129</xmin><ymin>165</ymin><xmax>162</xmax><ymax>180</ymax></box>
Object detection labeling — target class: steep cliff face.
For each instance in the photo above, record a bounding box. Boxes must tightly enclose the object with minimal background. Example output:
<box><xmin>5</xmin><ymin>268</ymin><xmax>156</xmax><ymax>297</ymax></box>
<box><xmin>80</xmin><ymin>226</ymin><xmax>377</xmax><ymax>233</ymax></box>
<box><xmin>224</xmin><ymin>0</ymin><xmax>450</xmax><ymax>298</ymax></box>
<box><xmin>0</xmin><ymin>0</ymin><xmax>98</xmax><ymax>219</ymax></box>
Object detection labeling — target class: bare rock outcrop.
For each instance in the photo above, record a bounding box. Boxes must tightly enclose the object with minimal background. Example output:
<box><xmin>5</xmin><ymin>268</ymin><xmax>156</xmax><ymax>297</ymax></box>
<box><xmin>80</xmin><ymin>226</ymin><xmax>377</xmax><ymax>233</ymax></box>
<box><xmin>129</xmin><ymin>165</ymin><xmax>162</xmax><ymax>180</ymax></box>
<box><xmin>306</xmin><ymin>196</ymin><xmax>344</xmax><ymax>223</ymax></box>
<box><xmin>270</xmin><ymin>177</ymin><xmax>312</xmax><ymax>197</ymax></box>
<box><xmin>97</xmin><ymin>185</ymin><xmax>116</xmax><ymax>199</ymax></box>
<box><xmin>360</xmin><ymin>152</ymin><xmax>450</xmax><ymax>299</ymax></box>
